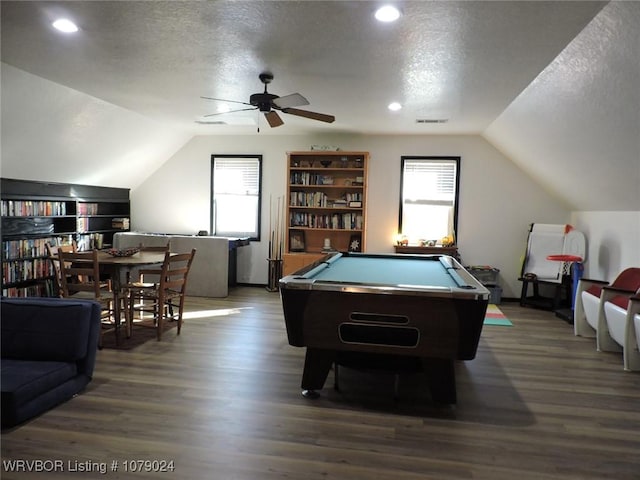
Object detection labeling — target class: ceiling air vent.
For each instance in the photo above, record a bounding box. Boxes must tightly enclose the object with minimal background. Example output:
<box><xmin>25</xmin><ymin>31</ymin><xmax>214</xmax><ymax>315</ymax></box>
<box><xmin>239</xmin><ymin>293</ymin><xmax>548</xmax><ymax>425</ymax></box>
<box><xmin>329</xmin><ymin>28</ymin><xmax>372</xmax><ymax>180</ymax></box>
<box><xmin>416</xmin><ymin>118</ymin><xmax>448</xmax><ymax>124</ymax></box>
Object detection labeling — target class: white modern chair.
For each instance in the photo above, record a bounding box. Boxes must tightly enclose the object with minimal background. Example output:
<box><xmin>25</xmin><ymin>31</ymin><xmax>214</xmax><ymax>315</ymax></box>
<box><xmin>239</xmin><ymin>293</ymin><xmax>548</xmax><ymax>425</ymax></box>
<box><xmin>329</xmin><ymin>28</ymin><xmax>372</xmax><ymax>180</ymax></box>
<box><xmin>603</xmin><ymin>293</ymin><xmax>640</xmax><ymax>371</ymax></box>
<box><xmin>574</xmin><ymin>268</ymin><xmax>640</xmax><ymax>352</ymax></box>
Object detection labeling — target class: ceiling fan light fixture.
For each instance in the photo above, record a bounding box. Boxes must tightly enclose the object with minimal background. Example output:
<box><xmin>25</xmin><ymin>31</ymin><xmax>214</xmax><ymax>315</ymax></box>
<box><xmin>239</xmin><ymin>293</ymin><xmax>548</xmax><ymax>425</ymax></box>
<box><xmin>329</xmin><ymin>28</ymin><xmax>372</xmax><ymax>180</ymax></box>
<box><xmin>52</xmin><ymin>18</ymin><xmax>79</xmax><ymax>33</ymax></box>
<box><xmin>388</xmin><ymin>102</ymin><xmax>402</xmax><ymax>111</ymax></box>
<box><xmin>375</xmin><ymin>5</ymin><xmax>401</xmax><ymax>23</ymax></box>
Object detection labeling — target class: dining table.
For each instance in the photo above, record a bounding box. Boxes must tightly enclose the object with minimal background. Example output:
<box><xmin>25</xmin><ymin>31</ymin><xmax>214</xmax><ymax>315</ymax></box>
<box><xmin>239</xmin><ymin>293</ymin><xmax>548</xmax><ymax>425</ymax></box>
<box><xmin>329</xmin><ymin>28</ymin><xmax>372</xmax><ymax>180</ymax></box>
<box><xmin>97</xmin><ymin>250</ymin><xmax>169</xmax><ymax>329</ymax></box>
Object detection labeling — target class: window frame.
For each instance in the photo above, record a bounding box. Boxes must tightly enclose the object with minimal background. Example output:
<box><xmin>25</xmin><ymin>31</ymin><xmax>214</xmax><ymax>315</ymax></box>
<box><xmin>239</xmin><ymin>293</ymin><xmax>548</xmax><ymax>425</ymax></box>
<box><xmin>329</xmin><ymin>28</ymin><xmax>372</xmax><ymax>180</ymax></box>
<box><xmin>210</xmin><ymin>154</ymin><xmax>262</xmax><ymax>241</ymax></box>
<box><xmin>398</xmin><ymin>156</ymin><xmax>461</xmax><ymax>242</ymax></box>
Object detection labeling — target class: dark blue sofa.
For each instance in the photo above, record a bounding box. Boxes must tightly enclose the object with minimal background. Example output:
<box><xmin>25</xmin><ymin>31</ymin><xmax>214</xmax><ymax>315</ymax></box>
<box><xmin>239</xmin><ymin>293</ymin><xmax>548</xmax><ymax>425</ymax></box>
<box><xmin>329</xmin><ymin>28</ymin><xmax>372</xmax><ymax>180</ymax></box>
<box><xmin>1</xmin><ymin>297</ymin><xmax>101</xmax><ymax>428</ymax></box>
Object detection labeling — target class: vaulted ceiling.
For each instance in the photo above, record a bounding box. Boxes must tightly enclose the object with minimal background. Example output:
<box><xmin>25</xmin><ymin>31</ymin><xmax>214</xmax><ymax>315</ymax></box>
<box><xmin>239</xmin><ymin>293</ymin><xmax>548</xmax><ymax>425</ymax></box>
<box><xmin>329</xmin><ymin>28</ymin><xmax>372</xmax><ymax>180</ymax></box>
<box><xmin>1</xmin><ymin>1</ymin><xmax>638</xmax><ymax>210</ymax></box>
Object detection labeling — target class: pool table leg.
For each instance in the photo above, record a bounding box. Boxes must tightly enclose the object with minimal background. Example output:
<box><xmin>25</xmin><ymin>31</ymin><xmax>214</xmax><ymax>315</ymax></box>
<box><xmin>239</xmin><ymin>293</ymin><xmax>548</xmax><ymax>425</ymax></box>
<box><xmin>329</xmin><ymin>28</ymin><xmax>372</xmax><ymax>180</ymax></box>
<box><xmin>301</xmin><ymin>348</ymin><xmax>335</xmax><ymax>398</ymax></box>
<box><xmin>422</xmin><ymin>358</ymin><xmax>457</xmax><ymax>404</ymax></box>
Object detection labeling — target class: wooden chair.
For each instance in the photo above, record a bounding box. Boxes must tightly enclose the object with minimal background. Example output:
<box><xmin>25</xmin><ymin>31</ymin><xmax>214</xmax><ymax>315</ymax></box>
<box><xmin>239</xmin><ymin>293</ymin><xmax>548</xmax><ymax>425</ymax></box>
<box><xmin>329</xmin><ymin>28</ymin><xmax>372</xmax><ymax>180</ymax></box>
<box><xmin>44</xmin><ymin>241</ymin><xmax>77</xmax><ymax>297</ymax></box>
<box><xmin>58</xmin><ymin>249</ymin><xmax>120</xmax><ymax>347</ymax></box>
<box><xmin>125</xmin><ymin>248</ymin><xmax>196</xmax><ymax>341</ymax></box>
<box><xmin>122</xmin><ymin>242</ymin><xmax>170</xmax><ymax>291</ymax></box>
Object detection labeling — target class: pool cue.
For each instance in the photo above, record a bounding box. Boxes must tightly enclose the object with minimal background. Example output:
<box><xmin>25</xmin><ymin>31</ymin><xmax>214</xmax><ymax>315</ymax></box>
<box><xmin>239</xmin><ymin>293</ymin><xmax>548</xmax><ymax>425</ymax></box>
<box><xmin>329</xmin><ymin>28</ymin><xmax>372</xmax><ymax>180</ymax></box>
<box><xmin>268</xmin><ymin>194</ymin><xmax>273</xmax><ymax>259</ymax></box>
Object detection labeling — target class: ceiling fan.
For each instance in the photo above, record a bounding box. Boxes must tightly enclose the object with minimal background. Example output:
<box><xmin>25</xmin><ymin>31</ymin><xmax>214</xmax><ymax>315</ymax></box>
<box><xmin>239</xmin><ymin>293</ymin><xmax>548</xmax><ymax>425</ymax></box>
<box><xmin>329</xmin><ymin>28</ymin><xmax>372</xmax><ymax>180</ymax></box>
<box><xmin>199</xmin><ymin>72</ymin><xmax>335</xmax><ymax>128</ymax></box>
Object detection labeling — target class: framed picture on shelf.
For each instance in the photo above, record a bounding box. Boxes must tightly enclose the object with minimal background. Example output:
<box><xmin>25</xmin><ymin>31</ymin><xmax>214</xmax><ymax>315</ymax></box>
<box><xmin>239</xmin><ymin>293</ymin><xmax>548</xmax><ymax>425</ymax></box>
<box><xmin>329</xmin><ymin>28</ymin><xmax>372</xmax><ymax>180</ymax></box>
<box><xmin>348</xmin><ymin>234</ymin><xmax>362</xmax><ymax>252</ymax></box>
<box><xmin>289</xmin><ymin>229</ymin><xmax>306</xmax><ymax>252</ymax></box>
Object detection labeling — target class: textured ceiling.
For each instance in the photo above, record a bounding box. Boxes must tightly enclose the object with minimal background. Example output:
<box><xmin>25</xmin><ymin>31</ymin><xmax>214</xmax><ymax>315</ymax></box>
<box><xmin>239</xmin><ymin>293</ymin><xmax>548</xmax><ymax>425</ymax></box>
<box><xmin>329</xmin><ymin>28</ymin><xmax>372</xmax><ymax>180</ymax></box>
<box><xmin>2</xmin><ymin>1</ymin><xmax>638</xmax><ymax>211</ymax></box>
<box><xmin>0</xmin><ymin>1</ymin><xmax>606</xmax><ymax>135</ymax></box>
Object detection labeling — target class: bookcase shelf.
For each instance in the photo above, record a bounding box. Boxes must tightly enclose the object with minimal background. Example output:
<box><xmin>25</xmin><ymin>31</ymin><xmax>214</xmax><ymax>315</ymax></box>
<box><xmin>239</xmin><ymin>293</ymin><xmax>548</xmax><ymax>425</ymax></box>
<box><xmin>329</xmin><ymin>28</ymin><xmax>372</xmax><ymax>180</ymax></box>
<box><xmin>283</xmin><ymin>151</ymin><xmax>368</xmax><ymax>276</ymax></box>
<box><xmin>1</xmin><ymin>178</ymin><xmax>130</xmax><ymax>297</ymax></box>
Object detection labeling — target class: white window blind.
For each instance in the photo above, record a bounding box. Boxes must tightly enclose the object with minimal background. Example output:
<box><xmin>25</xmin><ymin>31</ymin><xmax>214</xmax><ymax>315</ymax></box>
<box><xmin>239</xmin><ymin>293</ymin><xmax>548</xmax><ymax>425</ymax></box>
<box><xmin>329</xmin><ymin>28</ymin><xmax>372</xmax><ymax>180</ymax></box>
<box><xmin>402</xmin><ymin>159</ymin><xmax>456</xmax><ymax>205</ymax></box>
<box><xmin>212</xmin><ymin>155</ymin><xmax>262</xmax><ymax>239</ymax></box>
<box><xmin>400</xmin><ymin>157</ymin><xmax>459</xmax><ymax>242</ymax></box>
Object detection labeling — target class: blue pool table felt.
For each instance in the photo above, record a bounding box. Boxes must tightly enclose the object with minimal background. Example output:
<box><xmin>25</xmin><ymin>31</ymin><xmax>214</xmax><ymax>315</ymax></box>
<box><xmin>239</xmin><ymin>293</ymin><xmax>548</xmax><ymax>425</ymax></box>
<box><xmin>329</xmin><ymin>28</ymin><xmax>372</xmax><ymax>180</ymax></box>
<box><xmin>302</xmin><ymin>255</ymin><xmax>468</xmax><ymax>288</ymax></box>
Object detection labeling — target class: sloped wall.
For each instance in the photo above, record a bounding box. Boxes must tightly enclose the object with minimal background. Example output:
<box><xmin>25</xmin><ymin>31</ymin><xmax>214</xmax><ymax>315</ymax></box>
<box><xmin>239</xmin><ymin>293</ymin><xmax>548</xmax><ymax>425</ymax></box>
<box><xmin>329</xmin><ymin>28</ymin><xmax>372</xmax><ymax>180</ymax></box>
<box><xmin>0</xmin><ymin>63</ymin><xmax>190</xmax><ymax>189</ymax></box>
<box><xmin>484</xmin><ymin>1</ymin><xmax>640</xmax><ymax>212</ymax></box>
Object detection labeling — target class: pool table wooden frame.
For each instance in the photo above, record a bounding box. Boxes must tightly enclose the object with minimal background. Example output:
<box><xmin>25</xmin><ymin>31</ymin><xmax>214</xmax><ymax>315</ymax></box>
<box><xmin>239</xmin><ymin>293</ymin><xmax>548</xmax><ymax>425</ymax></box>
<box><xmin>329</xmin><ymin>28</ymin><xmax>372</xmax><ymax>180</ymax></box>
<box><xmin>279</xmin><ymin>252</ymin><xmax>490</xmax><ymax>404</ymax></box>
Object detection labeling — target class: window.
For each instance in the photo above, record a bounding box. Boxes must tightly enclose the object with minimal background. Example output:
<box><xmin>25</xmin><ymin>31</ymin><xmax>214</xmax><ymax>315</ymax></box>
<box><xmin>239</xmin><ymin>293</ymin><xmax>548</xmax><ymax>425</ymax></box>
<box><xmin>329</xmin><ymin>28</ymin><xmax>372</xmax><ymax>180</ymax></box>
<box><xmin>211</xmin><ymin>155</ymin><xmax>262</xmax><ymax>240</ymax></box>
<box><xmin>398</xmin><ymin>156</ymin><xmax>460</xmax><ymax>243</ymax></box>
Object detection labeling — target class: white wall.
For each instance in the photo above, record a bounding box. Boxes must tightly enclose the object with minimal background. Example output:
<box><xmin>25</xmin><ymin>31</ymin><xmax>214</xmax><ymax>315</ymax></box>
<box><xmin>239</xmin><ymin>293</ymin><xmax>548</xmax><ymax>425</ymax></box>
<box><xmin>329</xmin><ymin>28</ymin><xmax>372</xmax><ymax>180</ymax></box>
<box><xmin>132</xmin><ymin>134</ymin><xmax>571</xmax><ymax>297</ymax></box>
<box><xmin>0</xmin><ymin>63</ymin><xmax>191</xmax><ymax>189</ymax></box>
<box><xmin>570</xmin><ymin>211</ymin><xmax>640</xmax><ymax>281</ymax></box>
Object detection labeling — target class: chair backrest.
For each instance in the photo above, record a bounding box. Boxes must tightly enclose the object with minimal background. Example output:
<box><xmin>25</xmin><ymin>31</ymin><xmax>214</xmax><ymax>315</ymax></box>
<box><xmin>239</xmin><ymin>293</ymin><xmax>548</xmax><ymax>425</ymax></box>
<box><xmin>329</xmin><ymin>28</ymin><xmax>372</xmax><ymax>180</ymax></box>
<box><xmin>611</xmin><ymin>268</ymin><xmax>640</xmax><ymax>292</ymax></box>
<box><xmin>45</xmin><ymin>242</ymin><xmax>78</xmax><ymax>296</ymax></box>
<box><xmin>158</xmin><ymin>248</ymin><xmax>196</xmax><ymax>296</ymax></box>
<box><xmin>58</xmin><ymin>250</ymin><xmax>110</xmax><ymax>299</ymax></box>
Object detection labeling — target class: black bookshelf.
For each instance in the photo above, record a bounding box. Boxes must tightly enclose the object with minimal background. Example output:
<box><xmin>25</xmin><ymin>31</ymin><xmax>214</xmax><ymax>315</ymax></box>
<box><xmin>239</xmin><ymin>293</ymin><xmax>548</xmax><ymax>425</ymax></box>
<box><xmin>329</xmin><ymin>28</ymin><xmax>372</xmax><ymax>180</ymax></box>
<box><xmin>1</xmin><ymin>178</ymin><xmax>130</xmax><ymax>297</ymax></box>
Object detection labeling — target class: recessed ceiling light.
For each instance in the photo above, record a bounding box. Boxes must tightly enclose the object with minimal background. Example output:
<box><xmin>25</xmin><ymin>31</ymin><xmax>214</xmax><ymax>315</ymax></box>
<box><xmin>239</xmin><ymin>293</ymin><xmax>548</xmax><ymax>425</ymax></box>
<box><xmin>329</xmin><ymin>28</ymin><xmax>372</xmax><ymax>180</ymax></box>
<box><xmin>52</xmin><ymin>18</ymin><xmax>79</xmax><ymax>33</ymax></box>
<box><xmin>388</xmin><ymin>102</ymin><xmax>402</xmax><ymax>111</ymax></box>
<box><xmin>375</xmin><ymin>5</ymin><xmax>401</xmax><ymax>23</ymax></box>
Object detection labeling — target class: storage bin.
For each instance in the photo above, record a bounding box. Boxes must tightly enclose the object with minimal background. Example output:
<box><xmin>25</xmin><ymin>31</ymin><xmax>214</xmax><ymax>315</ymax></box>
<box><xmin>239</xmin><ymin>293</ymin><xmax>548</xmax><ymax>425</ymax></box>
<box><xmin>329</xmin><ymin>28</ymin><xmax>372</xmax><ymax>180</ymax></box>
<box><xmin>467</xmin><ymin>266</ymin><xmax>500</xmax><ymax>285</ymax></box>
<box><xmin>488</xmin><ymin>285</ymin><xmax>502</xmax><ymax>304</ymax></box>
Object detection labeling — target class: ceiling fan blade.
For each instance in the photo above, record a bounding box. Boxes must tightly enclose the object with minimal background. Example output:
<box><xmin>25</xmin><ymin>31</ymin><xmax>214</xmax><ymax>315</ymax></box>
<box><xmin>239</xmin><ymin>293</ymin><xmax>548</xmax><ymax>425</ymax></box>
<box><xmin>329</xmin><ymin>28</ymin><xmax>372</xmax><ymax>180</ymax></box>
<box><xmin>282</xmin><ymin>108</ymin><xmax>335</xmax><ymax>123</ymax></box>
<box><xmin>265</xmin><ymin>111</ymin><xmax>284</xmax><ymax>127</ymax></box>
<box><xmin>203</xmin><ymin>107</ymin><xmax>257</xmax><ymax>117</ymax></box>
<box><xmin>273</xmin><ymin>93</ymin><xmax>309</xmax><ymax>109</ymax></box>
<box><xmin>201</xmin><ymin>96</ymin><xmax>253</xmax><ymax>107</ymax></box>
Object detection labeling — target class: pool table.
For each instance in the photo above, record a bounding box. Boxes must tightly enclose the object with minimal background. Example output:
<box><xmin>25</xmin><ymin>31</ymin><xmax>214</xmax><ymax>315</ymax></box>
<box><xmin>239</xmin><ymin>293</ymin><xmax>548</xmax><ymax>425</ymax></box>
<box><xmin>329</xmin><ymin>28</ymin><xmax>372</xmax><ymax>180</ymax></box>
<box><xmin>279</xmin><ymin>252</ymin><xmax>490</xmax><ymax>404</ymax></box>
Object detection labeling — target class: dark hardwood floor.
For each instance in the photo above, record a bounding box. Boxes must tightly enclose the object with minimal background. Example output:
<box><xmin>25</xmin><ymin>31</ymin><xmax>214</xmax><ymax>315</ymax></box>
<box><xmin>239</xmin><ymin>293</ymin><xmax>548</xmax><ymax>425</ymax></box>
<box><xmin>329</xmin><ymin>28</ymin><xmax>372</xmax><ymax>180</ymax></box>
<box><xmin>2</xmin><ymin>287</ymin><xmax>639</xmax><ymax>479</ymax></box>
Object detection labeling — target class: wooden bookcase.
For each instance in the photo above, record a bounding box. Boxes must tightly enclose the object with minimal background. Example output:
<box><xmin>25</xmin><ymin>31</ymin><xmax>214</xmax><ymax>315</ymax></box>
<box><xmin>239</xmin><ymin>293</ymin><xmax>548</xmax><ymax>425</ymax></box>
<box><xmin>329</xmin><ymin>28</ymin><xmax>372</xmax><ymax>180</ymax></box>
<box><xmin>1</xmin><ymin>178</ymin><xmax>130</xmax><ymax>297</ymax></box>
<box><xmin>283</xmin><ymin>151</ymin><xmax>368</xmax><ymax>276</ymax></box>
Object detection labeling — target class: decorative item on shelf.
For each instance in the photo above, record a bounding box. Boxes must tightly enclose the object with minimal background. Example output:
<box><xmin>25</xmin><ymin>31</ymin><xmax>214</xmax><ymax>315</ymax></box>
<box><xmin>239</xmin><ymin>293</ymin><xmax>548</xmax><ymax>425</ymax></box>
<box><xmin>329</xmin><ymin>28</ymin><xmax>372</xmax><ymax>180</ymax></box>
<box><xmin>340</xmin><ymin>156</ymin><xmax>349</xmax><ymax>167</ymax></box>
<box><xmin>289</xmin><ymin>229</ymin><xmax>306</xmax><ymax>252</ymax></box>
<box><xmin>321</xmin><ymin>238</ymin><xmax>334</xmax><ymax>252</ymax></box>
<box><xmin>106</xmin><ymin>247</ymin><xmax>139</xmax><ymax>257</ymax></box>
<box><xmin>349</xmin><ymin>234</ymin><xmax>362</xmax><ymax>252</ymax></box>
<box><xmin>320</xmin><ymin>160</ymin><xmax>332</xmax><ymax>168</ymax></box>
<box><xmin>111</xmin><ymin>218</ymin><xmax>130</xmax><ymax>230</ymax></box>
<box><xmin>441</xmin><ymin>233</ymin><xmax>455</xmax><ymax>247</ymax></box>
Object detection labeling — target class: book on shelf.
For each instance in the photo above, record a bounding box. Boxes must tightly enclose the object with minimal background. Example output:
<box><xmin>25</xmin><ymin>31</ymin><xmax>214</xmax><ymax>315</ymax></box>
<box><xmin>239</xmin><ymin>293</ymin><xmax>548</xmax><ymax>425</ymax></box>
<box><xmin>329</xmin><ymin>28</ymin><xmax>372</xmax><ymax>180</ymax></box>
<box><xmin>111</xmin><ymin>218</ymin><xmax>130</xmax><ymax>229</ymax></box>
